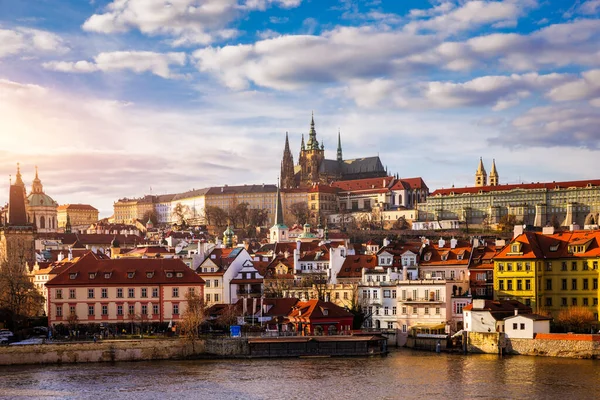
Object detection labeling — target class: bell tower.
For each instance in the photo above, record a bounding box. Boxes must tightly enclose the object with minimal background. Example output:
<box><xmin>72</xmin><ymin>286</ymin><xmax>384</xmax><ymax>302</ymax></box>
<box><xmin>475</xmin><ymin>157</ymin><xmax>487</xmax><ymax>187</ymax></box>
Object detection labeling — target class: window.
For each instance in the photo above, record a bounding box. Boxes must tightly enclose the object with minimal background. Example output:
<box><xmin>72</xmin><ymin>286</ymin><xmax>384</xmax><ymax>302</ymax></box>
<box><xmin>562</xmin><ymin>279</ymin><xmax>567</xmax><ymax>290</ymax></box>
<box><xmin>384</xmin><ymin>307</ymin><xmax>389</xmax><ymax>315</ymax></box>
<box><xmin>561</xmin><ymin>297</ymin><xmax>567</xmax><ymax>306</ymax></box>
<box><xmin>594</xmin><ymin>298</ymin><xmax>599</xmax><ymax>306</ymax></box>
<box><xmin>69</xmin><ymin>289</ymin><xmax>76</xmax><ymax>299</ymax></box>
<box><xmin>517</xmin><ymin>280</ymin><xmax>523</xmax><ymax>291</ymax></box>
<box><xmin>392</xmin><ymin>290</ymin><xmax>397</xmax><ymax>299</ymax></box>
<box><xmin>153</xmin><ymin>304</ymin><xmax>159</xmax><ymax>315</ymax></box>
<box><xmin>571</xmin><ymin>262</ymin><xmax>577</xmax><ymax>271</ymax></box>
<box><xmin>545</xmin><ymin>298</ymin><xmax>552</xmax><ymax>307</ymax></box>
<box><xmin>402</xmin><ymin>325</ymin><xmax>407</xmax><ymax>333</ymax></box>
<box><xmin>141</xmin><ymin>288</ymin><xmax>148</xmax><ymax>298</ymax></box>
<box><xmin>69</xmin><ymin>305</ymin><xmax>76</xmax><ymax>315</ymax></box>
<box><xmin>141</xmin><ymin>305</ymin><xmax>148</xmax><ymax>316</ymax></box>
<box><xmin>525</xmin><ymin>280</ymin><xmax>531</xmax><ymax>291</ymax></box>
<box><xmin>424</xmin><ymin>306</ymin><xmax>429</xmax><ymax>315</ymax></box>
<box><xmin>517</xmin><ymin>263</ymin><xmax>523</xmax><ymax>271</ymax></box>
<box><xmin>383</xmin><ymin>290</ymin><xmax>391</xmax><ymax>298</ymax></box>
<box><xmin>152</xmin><ymin>288</ymin><xmax>159</xmax><ymax>298</ymax></box>
<box><xmin>128</xmin><ymin>272</ymin><xmax>135</xmax><ymax>278</ymax></box>
<box><xmin>128</xmin><ymin>305</ymin><xmax>135</xmax><ymax>315</ymax></box>
<box><xmin>128</xmin><ymin>288</ymin><xmax>135</xmax><ymax>298</ymax></box>
<box><xmin>205</xmin><ymin>280</ymin><xmax>211</xmax><ymax>288</ymax></box>
<box><xmin>343</xmin><ymin>292</ymin><xmax>348</xmax><ymax>300</ymax></box>
<box><xmin>583</xmin><ymin>261</ymin><xmax>589</xmax><ymax>271</ymax></box>
<box><xmin>88</xmin><ymin>305</ymin><xmax>95</xmax><ymax>316</ymax></box>
<box><xmin>572</xmin><ymin>279</ymin><xmax>577</xmax><ymax>290</ymax></box>
<box><xmin>498</xmin><ymin>263</ymin><xmax>504</xmax><ymax>271</ymax></box>
<box><xmin>117</xmin><ymin>305</ymin><xmax>123</xmax><ymax>316</ymax></box>
<box><xmin>507</xmin><ymin>263</ymin><xmax>513</xmax><ymax>271</ymax></box>
<box><xmin>214</xmin><ymin>280</ymin><xmax>219</xmax><ymax>287</ymax></box>
<box><xmin>56</xmin><ymin>305</ymin><xmax>62</xmax><ymax>317</ymax></box>
<box><xmin>101</xmin><ymin>288</ymin><xmax>108</xmax><ymax>299</ymax></box>
<box><xmin>583</xmin><ymin>298</ymin><xmax>589</xmax><ymax>306</ymax></box>
<box><xmin>173</xmin><ymin>304</ymin><xmax>179</xmax><ymax>315</ymax></box>
<box><xmin>214</xmin><ymin>294</ymin><xmax>219</xmax><ymax>302</ymax></box>
<box><xmin>561</xmin><ymin>262</ymin><xmax>567</xmax><ymax>271</ymax></box>
<box><xmin>102</xmin><ymin>305</ymin><xmax>108</xmax><ymax>316</ymax></box>
<box><xmin>117</xmin><ymin>288</ymin><xmax>123</xmax><ymax>298</ymax></box>
<box><xmin>88</xmin><ymin>289</ymin><xmax>94</xmax><ymax>299</ymax></box>
<box><xmin>525</xmin><ymin>262</ymin><xmax>531</xmax><ymax>271</ymax></box>
<box><xmin>56</xmin><ymin>289</ymin><xmax>63</xmax><ymax>299</ymax></box>
<box><xmin>206</xmin><ymin>293</ymin><xmax>211</xmax><ymax>302</ymax></box>
<box><xmin>402</xmin><ymin>306</ymin><xmax>407</xmax><ymax>314</ymax></box>
<box><xmin>375</xmin><ymin>307</ymin><xmax>379</xmax><ymax>315</ymax></box>
<box><xmin>362</xmin><ymin>290</ymin><xmax>368</xmax><ymax>299</ymax></box>
<box><xmin>520</xmin><ymin>323</ymin><xmax>525</xmax><ymax>330</ymax></box>
<box><xmin>392</xmin><ymin>306</ymin><xmax>397</xmax><ymax>315</ymax></box>
<box><xmin>335</xmin><ymin>292</ymin><xmax>340</xmax><ymax>299</ymax></box>
<box><xmin>507</xmin><ymin>280</ymin><xmax>513</xmax><ymax>291</ymax></box>
<box><xmin>594</xmin><ymin>279</ymin><xmax>598</xmax><ymax>290</ymax></box>
<box><xmin>545</xmin><ymin>262</ymin><xmax>552</xmax><ymax>271</ymax></box>
<box><xmin>594</xmin><ymin>261</ymin><xmax>598</xmax><ymax>270</ymax></box>
<box><xmin>146</xmin><ymin>272</ymin><xmax>153</xmax><ymax>278</ymax></box>
<box><xmin>436</xmin><ymin>307</ymin><xmax>441</xmax><ymax>315</ymax></box>
<box><xmin>513</xmin><ymin>323</ymin><xmax>517</xmax><ymax>330</ymax></box>
<box><xmin>572</xmin><ymin>298</ymin><xmax>578</xmax><ymax>306</ymax></box>
<box><xmin>387</xmin><ymin>322</ymin><xmax>394</xmax><ymax>329</ymax></box>
<box><xmin>413</xmin><ymin>307</ymin><xmax>418</xmax><ymax>315</ymax></box>
<box><xmin>172</xmin><ymin>287</ymin><xmax>179</xmax><ymax>297</ymax></box>
<box><xmin>546</xmin><ymin>279</ymin><xmax>552</xmax><ymax>290</ymax></box>
<box><xmin>373</xmin><ymin>291</ymin><xmax>378</xmax><ymax>299</ymax></box>
<box><xmin>499</xmin><ymin>280</ymin><xmax>504</xmax><ymax>291</ymax></box>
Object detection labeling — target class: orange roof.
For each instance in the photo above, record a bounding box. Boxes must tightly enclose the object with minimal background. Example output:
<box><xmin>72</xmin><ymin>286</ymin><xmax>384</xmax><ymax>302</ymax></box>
<box><xmin>431</xmin><ymin>179</ymin><xmax>600</xmax><ymax>196</ymax></box>
<box><xmin>338</xmin><ymin>255</ymin><xmax>378</xmax><ymax>279</ymax></box>
<box><xmin>287</xmin><ymin>300</ymin><xmax>353</xmax><ymax>321</ymax></box>
<box><xmin>57</xmin><ymin>203</ymin><xmax>98</xmax><ymax>211</ymax></box>
<box><xmin>495</xmin><ymin>230</ymin><xmax>600</xmax><ymax>260</ymax></box>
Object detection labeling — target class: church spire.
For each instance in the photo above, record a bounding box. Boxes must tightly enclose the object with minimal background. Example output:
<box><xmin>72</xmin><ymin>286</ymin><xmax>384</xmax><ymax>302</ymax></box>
<box><xmin>281</xmin><ymin>132</ymin><xmax>295</xmax><ymax>189</ymax></box>
<box><xmin>489</xmin><ymin>159</ymin><xmax>499</xmax><ymax>186</ymax></box>
<box><xmin>475</xmin><ymin>157</ymin><xmax>487</xmax><ymax>187</ymax></box>
<box><xmin>306</xmin><ymin>111</ymin><xmax>320</xmax><ymax>150</ymax></box>
<box><xmin>274</xmin><ymin>180</ymin><xmax>284</xmax><ymax>226</ymax></box>
<box><xmin>336</xmin><ymin>129</ymin><xmax>343</xmax><ymax>162</ymax></box>
<box><xmin>31</xmin><ymin>165</ymin><xmax>43</xmax><ymax>194</ymax></box>
<box><xmin>14</xmin><ymin>163</ymin><xmax>25</xmax><ymax>189</ymax></box>
<box><xmin>301</xmin><ymin>133</ymin><xmax>305</xmax><ymax>151</ymax></box>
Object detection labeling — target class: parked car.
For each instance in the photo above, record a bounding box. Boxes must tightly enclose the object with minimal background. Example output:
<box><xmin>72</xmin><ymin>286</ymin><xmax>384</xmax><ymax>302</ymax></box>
<box><xmin>0</xmin><ymin>329</ymin><xmax>14</xmax><ymax>338</ymax></box>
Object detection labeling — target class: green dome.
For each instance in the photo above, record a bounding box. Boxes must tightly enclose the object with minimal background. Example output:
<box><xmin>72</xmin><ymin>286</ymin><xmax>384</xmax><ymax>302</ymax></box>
<box><xmin>27</xmin><ymin>193</ymin><xmax>58</xmax><ymax>208</ymax></box>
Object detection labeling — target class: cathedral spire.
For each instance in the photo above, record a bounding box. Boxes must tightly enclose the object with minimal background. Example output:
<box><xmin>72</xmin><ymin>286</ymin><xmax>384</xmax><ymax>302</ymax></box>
<box><xmin>306</xmin><ymin>112</ymin><xmax>320</xmax><ymax>150</ymax></box>
<box><xmin>301</xmin><ymin>134</ymin><xmax>305</xmax><ymax>151</ymax></box>
<box><xmin>336</xmin><ymin>129</ymin><xmax>343</xmax><ymax>162</ymax></box>
<box><xmin>475</xmin><ymin>157</ymin><xmax>487</xmax><ymax>187</ymax></box>
<box><xmin>14</xmin><ymin>163</ymin><xmax>25</xmax><ymax>189</ymax></box>
<box><xmin>281</xmin><ymin>132</ymin><xmax>295</xmax><ymax>189</ymax></box>
<box><xmin>489</xmin><ymin>159</ymin><xmax>499</xmax><ymax>186</ymax></box>
<box><xmin>32</xmin><ymin>165</ymin><xmax>43</xmax><ymax>194</ymax></box>
<box><xmin>274</xmin><ymin>179</ymin><xmax>284</xmax><ymax>226</ymax></box>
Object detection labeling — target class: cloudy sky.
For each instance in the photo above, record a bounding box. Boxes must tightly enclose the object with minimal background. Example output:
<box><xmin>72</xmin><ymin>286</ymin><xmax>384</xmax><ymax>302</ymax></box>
<box><xmin>1</xmin><ymin>0</ymin><xmax>599</xmax><ymax>217</ymax></box>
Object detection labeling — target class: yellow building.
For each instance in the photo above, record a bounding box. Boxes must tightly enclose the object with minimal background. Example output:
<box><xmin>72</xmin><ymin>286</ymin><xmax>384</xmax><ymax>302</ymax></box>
<box><xmin>494</xmin><ymin>229</ymin><xmax>600</xmax><ymax>320</ymax></box>
<box><xmin>57</xmin><ymin>204</ymin><xmax>99</xmax><ymax>231</ymax></box>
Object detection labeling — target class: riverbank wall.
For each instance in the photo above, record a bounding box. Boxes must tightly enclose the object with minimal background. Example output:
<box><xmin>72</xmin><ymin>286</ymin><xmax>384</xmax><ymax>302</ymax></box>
<box><xmin>0</xmin><ymin>335</ymin><xmax>387</xmax><ymax>366</ymax></box>
<box><xmin>466</xmin><ymin>332</ymin><xmax>600</xmax><ymax>359</ymax></box>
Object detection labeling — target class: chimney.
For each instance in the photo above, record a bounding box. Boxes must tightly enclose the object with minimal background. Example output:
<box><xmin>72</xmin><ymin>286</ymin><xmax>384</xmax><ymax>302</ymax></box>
<box><xmin>513</xmin><ymin>224</ymin><xmax>524</xmax><ymax>238</ymax></box>
<box><xmin>542</xmin><ymin>226</ymin><xmax>555</xmax><ymax>235</ymax></box>
<box><xmin>514</xmin><ymin>308</ymin><xmax>519</xmax><ymax>316</ymax></box>
<box><xmin>450</xmin><ymin>238</ymin><xmax>457</xmax><ymax>249</ymax></box>
<box><xmin>438</xmin><ymin>238</ymin><xmax>445</xmax><ymax>248</ymax></box>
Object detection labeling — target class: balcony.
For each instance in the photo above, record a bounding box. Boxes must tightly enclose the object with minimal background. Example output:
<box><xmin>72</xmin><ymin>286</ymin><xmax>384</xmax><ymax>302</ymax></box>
<box><xmin>400</xmin><ymin>297</ymin><xmax>444</xmax><ymax>304</ymax></box>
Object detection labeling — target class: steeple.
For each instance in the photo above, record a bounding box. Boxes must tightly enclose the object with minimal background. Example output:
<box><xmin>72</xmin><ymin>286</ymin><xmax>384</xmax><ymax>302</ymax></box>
<box><xmin>336</xmin><ymin>130</ymin><xmax>343</xmax><ymax>162</ymax></box>
<box><xmin>274</xmin><ymin>181</ymin><xmax>284</xmax><ymax>226</ymax></box>
<box><xmin>14</xmin><ymin>163</ymin><xmax>25</xmax><ymax>192</ymax></box>
<box><xmin>489</xmin><ymin>159</ymin><xmax>499</xmax><ymax>186</ymax></box>
<box><xmin>65</xmin><ymin>214</ymin><xmax>72</xmax><ymax>234</ymax></box>
<box><xmin>475</xmin><ymin>157</ymin><xmax>487</xmax><ymax>187</ymax></box>
<box><xmin>306</xmin><ymin>112</ymin><xmax>320</xmax><ymax>150</ymax></box>
<box><xmin>269</xmin><ymin>179</ymin><xmax>289</xmax><ymax>243</ymax></box>
<box><xmin>300</xmin><ymin>134</ymin><xmax>305</xmax><ymax>151</ymax></box>
<box><xmin>281</xmin><ymin>132</ymin><xmax>295</xmax><ymax>188</ymax></box>
<box><xmin>31</xmin><ymin>165</ymin><xmax>43</xmax><ymax>194</ymax></box>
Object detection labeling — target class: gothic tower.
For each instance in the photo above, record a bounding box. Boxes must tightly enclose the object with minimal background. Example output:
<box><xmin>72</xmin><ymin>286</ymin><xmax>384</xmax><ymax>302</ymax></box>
<box><xmin>336</xmin><ymin>130</ymin><xmax>343</xmax><ymax>162</ymax></box>
<box><xmin>300</xmin><ymin>112</ymin><xmax>325</xmax><ymax>184</ymax></box>
<box><xmin>475</xmin><ymin>157</ymin><xmax>487</xmax><ymax>187</ymax></box>
<box><xmin>489</xmin><ymin>159</ymin><xmax>499</xmax><ymax>186</ymax></box>
<box><xmin>280</xmin><ymin>132</ymin><xmax>296</xmax><ymax>189</ymax></box>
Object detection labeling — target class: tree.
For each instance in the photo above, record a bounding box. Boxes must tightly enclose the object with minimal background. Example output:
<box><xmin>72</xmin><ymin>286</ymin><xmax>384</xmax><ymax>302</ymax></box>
<box><xmin>215</xmin><ymin>305</ymin><xmax>239</xmax><ymax>328</ymax></box>
<box><xmin>233</xmin><ymin>202</ymin><xmax>249</xmax><ymax>228</ymax></box>
<box><xmin>550</xmin><ymin>214</ymin><xmax>561</xmax><ymax>229</ymax></box>
<box><xmin>392</xmin><ymin>216</ymin><xmax>410</xmax><ymax>230</ymax></box>
<box><xmin>556</xmin><ymin>306</ymin><xmax>595</xmax><ymax>333</ymax></box>
<box><xmin>204</xmin><ymin>206</ymin><xmax>228</xmax><ymax>230</ymax></box>
<box><xmin>347</xmin><ymin>285</ymin><xmax>368</xmax><ymax>329</ymax></box>
<box><xmin>142</xmin><ymin>209</ymin><xmax>158</xmax><ymax>226</ymax></box>
<box><xmin>248</xmin><ymin>208</ymin><xmax>269</xmax><ymax>228</ymax></box>
<box><xmin>498</xmin><ymin>214</ymin><xmax>520</xmax><ymax>233</ymax></box>
<box><xmin>180</xmin><ymin>291</ymin><xmax>207</xmax><ymax>350</ymax></box>
<box><xmin>66</xmin><ymin>312</ymin><xmax>79</xmax><ymax>337</ymax></box>
<box><xmin>288</xmin><ymin>202</ymin><xmax>310</xmax><ymax>226</ymax></box>
<box><xmin>173</xmin><ymin>203</ymin><xmax>191</xmax><ymax>226</ymax></box>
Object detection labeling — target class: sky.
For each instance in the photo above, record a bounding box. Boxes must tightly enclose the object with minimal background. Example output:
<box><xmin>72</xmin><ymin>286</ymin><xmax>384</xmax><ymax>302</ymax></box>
<box><xmin>0</xmin><ymin>0</ymin><xmax>599</xmax><ymax>217</ymax></box>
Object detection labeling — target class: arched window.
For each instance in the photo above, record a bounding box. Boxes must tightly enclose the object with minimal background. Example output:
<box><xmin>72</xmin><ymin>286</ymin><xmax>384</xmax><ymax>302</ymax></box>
<box><xmin>398</xmin><ymin>194</ymin><xmax>403</xmax><ymax>205</ymax></box>
<box><xmin>40</xmin><ymin>216</ymin><xmax>45</xmax><ymax>229</ymax></box>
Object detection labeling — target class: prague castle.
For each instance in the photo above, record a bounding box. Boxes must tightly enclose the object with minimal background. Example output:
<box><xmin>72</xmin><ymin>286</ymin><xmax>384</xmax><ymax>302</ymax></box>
<box><xmin>280</xmin><ymin>114</ymin><xmax>387</xmax><ymax>188</ymax></box>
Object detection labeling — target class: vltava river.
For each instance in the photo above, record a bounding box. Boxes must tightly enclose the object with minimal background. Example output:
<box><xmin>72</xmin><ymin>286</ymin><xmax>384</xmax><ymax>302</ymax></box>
<box><xmin>0</xmin><ymin>349</ymin><xmax>598</xmax><ymax>399</ymax></box>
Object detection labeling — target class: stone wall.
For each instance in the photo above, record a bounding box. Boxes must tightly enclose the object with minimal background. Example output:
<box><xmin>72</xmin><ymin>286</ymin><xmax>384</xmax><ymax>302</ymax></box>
<box><xmin>204</xmin><ymin>338</ymin><xmax>250</xmax><ymax>357</ymax></box>
<box><xmin>467</xmin><ymin>332</ymin><xmax>503</xmax><ymax>354</ymax></box>
<box><xmin>506</xmin><ymin>334</ymin><xmax>600</xmax><ymax>359</ymax></box>
<box><xmin>0</xmin><ymin>339</ymin><xmax>206</xmax><ymax>366</ymax></box>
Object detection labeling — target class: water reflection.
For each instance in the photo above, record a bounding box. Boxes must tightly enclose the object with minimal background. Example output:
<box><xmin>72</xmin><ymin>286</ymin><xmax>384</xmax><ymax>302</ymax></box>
<box><xmin>0</xmin><ymin>350</ymin><xmax>598</xmax><ymax>399</ymax></box>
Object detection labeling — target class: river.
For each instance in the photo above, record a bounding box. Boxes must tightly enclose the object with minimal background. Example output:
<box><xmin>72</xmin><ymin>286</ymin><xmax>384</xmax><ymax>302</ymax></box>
<box><xmin>0</xmin><ymin>349</ymin><xmax>598</xmax><ymax>399</ymax></box>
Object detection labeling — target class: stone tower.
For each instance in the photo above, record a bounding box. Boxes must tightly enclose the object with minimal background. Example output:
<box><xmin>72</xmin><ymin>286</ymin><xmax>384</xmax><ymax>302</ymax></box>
<box><xmin>280</xmin><ymin>132</ymin><xmax>296</xmax><ymax>189</ymax></box>
<box><xmin>489</xmin><ymin>159</ymin><xmax>499</xmax><ymax>186</ymax></box>
<box><xmin>300</xmin><ymin>113</ymin><xmax>325</xmax><ymax>185</ymax></box>
<box><xmin>475</xmin><ymin>157</ymin><xmax>487</xmax><ymax>187</ymax></box>
<box><xmin>336</xmin><ymin>130</ymin><xmax>343</xmax><ymax>163</ymax></box>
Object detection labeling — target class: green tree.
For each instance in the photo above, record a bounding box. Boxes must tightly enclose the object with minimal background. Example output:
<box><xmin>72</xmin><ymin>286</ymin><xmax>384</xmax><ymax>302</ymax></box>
<box><xmin>288</xmin><ymin>202</ymin><xmax>310</xmax><ymax>225</ymax></box>
<box><xmin>233</xmin><ymin>202</ymin><xmax>249</xmax><ymax>228</ymax></box>
<box><xmin>498</xmin><ymin>214</ymin><xmax>520</xmax><ymax>233</ymax></box>
<box><xmin>248</xmin><ymin>208</ymin><xmax>269</xmax><ymax>228</ymax></box>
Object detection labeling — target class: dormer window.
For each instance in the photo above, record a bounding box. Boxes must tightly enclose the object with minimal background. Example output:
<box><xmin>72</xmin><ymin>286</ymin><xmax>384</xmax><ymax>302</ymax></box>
<box><xmin>176</xmin><ymin>272</ymin><xmax>183</xmax><ymax>278</ymax></box>
<box><xmin>457</xmin><ymin>254</ymin><xmax>464</xmax><ymax>260</ymax></box>
<box><xmin>146</xmin><ymin>272</ymin><xmax>154</xmax><ymax>278</ymax></box>
<box><xmin>104</xmin><ymin>273</ymin><xmax>111</xmax><ymax>279</ymax></box>
<box><xmin>89</xmin><ymin>273</ymin><xmax>96</xmax><ymax>279</ymax></box>
<box><xmin>127</xmin><ymin>272</ymin><xmax>135</xmax><ymax>278</ymax></box>
<box><xmin>549</xmin><ymin>243</ymin><xmax>559</xmax><ymax>252</ymax></box>
<box><xmin>322</xmin><ymin>308</ymin><xmax>329</xmax><ymax>316</ymax></box>
<box><xmin>423</xmin><ymin>252</ymin><xmax>431</xmax><ymax>262</ymax></box>
<box><xmin>166</xmin><ymin>272</ymin><xmax>173</xmax><ymax>278</ymax></box>
<box><xmin>69</xmin><ymin>273</ymin><xmax>77</xmax><ymax>279</ymax></box>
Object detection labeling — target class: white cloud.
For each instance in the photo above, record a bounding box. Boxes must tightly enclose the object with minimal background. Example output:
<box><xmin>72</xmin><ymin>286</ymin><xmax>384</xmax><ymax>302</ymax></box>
<box><xmin>0</xmin><ymin>27</ymin><xmax>68</xmax><ymax>58</ymax></box>
<box><xmin>43</xmin><ymin>51</ymin><xmax>187</xmax><ymax>78</ymax></box>
<box><xmin>578</xmin><ymin>0</ymin><xmax>600</xmax><ymax>15</ymax></box>
<box><xmin>194</xmin><ymin>26</ymin><xmax>436</xmax><ymax>90</ymax></box>
<box><xmin>547</xmin><ymin>69</ymin><xmax>600</xmax><ymax>106</ymax></box>
<box><xmin>404</xmin><ymin>0</ymin><xmax>535</xmax><ymax>36</ymax></box>
<box><xmin>83</xmin><ymin>0</ymin><xmax>302</xmax><ymax>46</ymax></box>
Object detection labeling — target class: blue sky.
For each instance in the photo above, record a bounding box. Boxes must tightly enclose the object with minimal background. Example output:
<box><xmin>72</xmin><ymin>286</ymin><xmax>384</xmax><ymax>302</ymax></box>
<box><xmin>1</xmin><ymin>0</ymin><xmax>599</xmax><ymax>216</ymax></box>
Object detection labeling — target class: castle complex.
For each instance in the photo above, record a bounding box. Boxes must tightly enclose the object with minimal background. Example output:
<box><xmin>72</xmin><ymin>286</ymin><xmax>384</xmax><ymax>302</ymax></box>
<box><xmin>280</xmin><ymin>114</ymin><xmax>387</xmax><ymax>188</ymax></box>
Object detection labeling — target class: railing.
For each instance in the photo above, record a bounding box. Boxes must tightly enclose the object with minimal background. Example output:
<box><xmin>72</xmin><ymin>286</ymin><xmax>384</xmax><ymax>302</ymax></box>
<box><xmin>400</xmin><ymin>298</ymin><xmax>444</xmax><ymax>303</ymax></box>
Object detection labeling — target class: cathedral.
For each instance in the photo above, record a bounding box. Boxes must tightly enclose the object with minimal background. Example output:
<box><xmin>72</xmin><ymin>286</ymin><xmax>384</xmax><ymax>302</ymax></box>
<box><xmin>280</xmin><ymin>114</ymin><xmax>387</xmax><ymax>188</ymax></box>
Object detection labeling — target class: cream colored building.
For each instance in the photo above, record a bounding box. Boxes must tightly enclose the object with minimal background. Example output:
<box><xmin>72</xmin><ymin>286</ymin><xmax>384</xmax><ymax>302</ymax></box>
<box><xmin>57</xmin><ymin>204</ymin><xmax>99</xmax><ymax>231</ymax></box>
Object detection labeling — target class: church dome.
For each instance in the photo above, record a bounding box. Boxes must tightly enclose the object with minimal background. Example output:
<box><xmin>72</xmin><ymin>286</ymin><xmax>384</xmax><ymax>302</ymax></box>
<box><xmin>27</xmin><ymin>192</ymin><xmax>58</xmax><ymax>208</ymax></box>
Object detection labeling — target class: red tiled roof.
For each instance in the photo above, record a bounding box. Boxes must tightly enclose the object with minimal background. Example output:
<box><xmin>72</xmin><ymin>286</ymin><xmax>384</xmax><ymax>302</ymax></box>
<box><xmin>431</xmin><ymin>179</ymin><xmax>600</xmax><ymax>196</ymax></box>
<box><xmin>495</xmin><ymin>230</ymin><xmax>600</xmax><ymax>260</ymax></box>
<box><xmin>126</xmin><ymin>246</ymin><xmax>174</xmax><ymax>255</ymax></box>
<box><xmin>331</xmin><ymin>176</ymin><xmax>395</xmax><ymax>191</ymax></box>
<box><xmin>57</xmin><ymin>203</ymin><xmax>98</xmax><ymax>211</ymax></box>
<box><xmin>338</xmin><ymin>255</ymin><xmax>377</xmax><ymax>279</ymax></box>
<box><xmin>46</xmin><ymin>252</ymin><xmax>204</xmax><ymax>286</ymax></box>
<box><xmin>287</xmin><ymin>300</ymin><xmax>353</xmax><ymax>321</ymax></box>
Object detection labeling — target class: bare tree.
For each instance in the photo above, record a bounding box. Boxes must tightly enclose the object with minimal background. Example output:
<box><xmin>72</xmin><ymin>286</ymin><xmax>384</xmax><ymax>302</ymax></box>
<box><xmin>392</xmin><ymin>216</ymin><xmax>410</xmax><ymax>230</ymax></box>
<box><xmin>556</xmin><ymin>306</ymin><xmax>594</xmax><ymax>333</ymax></box>
<box><xmin>288</xmin><ymin>202</ymin><xmax>310</xmax><ymax>226</ymax></box>
<box><xmin>180</xmin><ymin>291</ymin><xmax>207</xmax><ymax>351</ymax></box>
